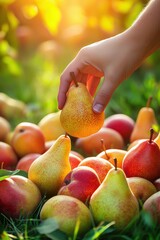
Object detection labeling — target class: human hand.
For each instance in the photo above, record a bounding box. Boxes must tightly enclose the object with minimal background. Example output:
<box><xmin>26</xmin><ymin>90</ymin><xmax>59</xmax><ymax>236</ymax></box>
<box><xmin>58</xmin><ymin>31</ymin><xmax>145</xmax><ymax>113</ymax></box>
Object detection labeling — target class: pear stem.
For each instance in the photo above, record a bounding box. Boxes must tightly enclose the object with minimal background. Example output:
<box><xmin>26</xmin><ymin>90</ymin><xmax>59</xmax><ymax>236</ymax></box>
<box><xmin>100</xmin><ymin>139</ymin><xmax>109</xmax><ymax>160</ymax></box>
<box><xmin>65</xmin><ymin>132</ymin><xmax>68</xmax><ymax>138</ymax></box>
<box><xmin>70</xmin><ymin>72</ymin><xmax>79</xmax><ymax>87</ymax></box>
<box><xmin>146</xmin><ymin>96</ymin><xmax>152</xmax><ymax>108</ymax></box>
<box><xmin>114</xmin><ymin>158</ymin><xmax>117</xmax><ymax>171</ymax></box>
<box><xmin>149</xmin><ymin>128</ymin><xmax>154</xmax><ymax>143</ymax></box>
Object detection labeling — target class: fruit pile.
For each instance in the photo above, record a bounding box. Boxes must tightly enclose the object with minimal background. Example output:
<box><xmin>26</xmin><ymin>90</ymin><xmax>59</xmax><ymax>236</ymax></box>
<box><xmin>0</xmin><ymin>87</ymin><xmax>160</xmax><ymax>238</ymax></box>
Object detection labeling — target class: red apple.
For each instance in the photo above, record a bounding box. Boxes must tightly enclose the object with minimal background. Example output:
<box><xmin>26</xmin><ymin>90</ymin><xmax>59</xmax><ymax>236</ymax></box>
<box><xmin>75</xmin><ymin>127</ymin><xmax>124</xmax><ymax>156</ymax></box>
<box><xmin>58</xmin><ymin>166</ymin><xmax>101</xmax><ymax>203</ymax></box>
<box><xmin>11</xmin><ymin>122</ymin><xmax>46</xmax><ymax>157</ymax></box>
<box><xmin>40</xmin><ymin>195</ymin><xmax>92</xmax><ymax>237</ymax></box>
<box><xmin>103</xmin><ymin>114</ymin><xmax>135</xmax><ymax>143</ymax></box>
<box><xmin>16</xmin><ymin>153</ymin><xmax>41</xmax><ymax>172</ymax></box>
<box><xmin>78</xmin><ymin>156</ymin><xmax>114</xmax><ymax>183</ymax></box>
<box><xmin>143</xmin><ymin>191</ymin><xmax>160</xmax><ymax>224</ymax></box>
<box><xmin>0</xmin><ymin>175</ymin><xmax>41</xmax><ymax>218</ymax></box>
<box><xmin>69</xmin><ymin>152</ymin><xmax>82</xmax><ymax>169</ymax></box>
<box><xmin>127</xmin><ymin>177</ymin><xmax>157</xmax><ymax>203</ymax></box>
<box><xmin>153</xmin><ymin>178</ymin><xmax>160</xmax><ymax>191</ymax></box>
<box><xmin>0</xmin><ymin>141</ymin><xmax>18</xmax><ymax>170</ymax></box>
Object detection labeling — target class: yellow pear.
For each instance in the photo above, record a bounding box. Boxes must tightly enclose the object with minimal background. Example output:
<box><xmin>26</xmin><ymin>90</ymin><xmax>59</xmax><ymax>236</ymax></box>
<box><xmin>28</xmin><ymin>134</ymin><xmax>71</xmax><ymax>197</ymax></box>
<box><xmin>89</xmin><ymin>159</ymin><xmax>139</xmax><ymax>229</ymax></box>
<box><xmin>38</xmin><ymin>111</ymin><xmax>65</xmax><ymax>141</ymax></box>
<box><xmin>130</xmin><ymin>97</ymin><xmax>158</xmax><ymax>142</ymax></box>
<box><xmin>60</xmin><ymin>72</ymin><xmax>105</xmax><ymax>138</ymax></box>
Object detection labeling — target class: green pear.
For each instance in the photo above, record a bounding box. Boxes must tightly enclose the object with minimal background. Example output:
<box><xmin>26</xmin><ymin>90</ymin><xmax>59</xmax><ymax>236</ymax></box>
<box><xmin>89</xmin><ymin>159</ymin><xmax>139</xmax><ymax>229</ymax></box>
<box><xmin>28</xmin><ymin>134</ymin><xmax>71</xmax><ymax>198</ymax></box>
<box><xmin>60</xmin><ymin>72</ymin><xmax>105</xmax><ymax>138</ymax></box>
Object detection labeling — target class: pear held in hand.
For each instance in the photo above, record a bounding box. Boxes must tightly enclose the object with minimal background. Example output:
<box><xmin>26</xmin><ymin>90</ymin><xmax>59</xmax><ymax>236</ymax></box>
<box><xmin>89</xmin><ymin>158</ymin><xmax>139</xmax><ymax>229</ymax></box>
<box><xmin>28</xmin><ymin>134</ymin><xmax>71</xmax><ymax>197</ymax></box>
<box><xmin>60</xmin><ymin>72</ymin><xmax>105</xmax><ymax>138</ymax></box>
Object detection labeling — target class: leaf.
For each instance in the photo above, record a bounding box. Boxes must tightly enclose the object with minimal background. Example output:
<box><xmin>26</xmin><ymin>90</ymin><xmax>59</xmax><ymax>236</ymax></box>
<box><xmin>0</xmin><ymin>169</ymin><xmax>28</xmax><ymax>181</ymax></box>
<box><xmin>37</xmin><ymin>218</ymin><xmax>59</xmax><ymax>234</ymax></box>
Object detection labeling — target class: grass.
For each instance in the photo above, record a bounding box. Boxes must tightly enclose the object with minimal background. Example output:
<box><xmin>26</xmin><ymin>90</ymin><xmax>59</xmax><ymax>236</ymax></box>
<box><xmin>0</xmin><ymin>44</ymin><xmax>160</xmax><ymax>240</ymax></box>
<box><xmin>1</xmin><ymin>206</ymin><xmax>160</xmax><ymax>240</ymax></box>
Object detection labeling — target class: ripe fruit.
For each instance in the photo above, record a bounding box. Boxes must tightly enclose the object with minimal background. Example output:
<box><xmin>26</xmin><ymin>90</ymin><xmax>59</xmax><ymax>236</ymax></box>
<box><xmin>58</xmin><ymin>166</ymin><xmax>101</xmax><ymax>203</ymax></box>
<box><xmin>0</xmin><ymin>116</ymin><xmax>11</xmax><ymax>141</ymax></box>
<box><xmin>28</xmin><ymin>134</ymin><xmax>71</xmax><ymax>197</ymax></box>
<box><xmin>0</xmin><ymin>175</ymin><xmax>41</xmax><ymax>218</ymax></box>
<box><xmin>16</xmin><ymin>153</ymin><xmax>41</xmax><ymax>172</ymax></box>
<box><xmin>40</xmin><ymin>195</ymin><xmax>92</xmax><ymax>237</ymax></box>
<box><xmin>123</xmin><ymin>129</ymin><xmax>160</xmax><ymax>181</ymax></box>
<box><xmin>60</xmin><ymin>72</ymin><xmax>105</xmax><ymax>138</ymax></box>
<box><xmin>143</xmin><ymin>191</ymin><xmax>160</xmax><ymax>224</ymax></box>
<box><xmin>0</xmin><ymin>142</ymin><xmax>18</xmax><ymax>170</ymax></box>
<box><xmin>75</xmin><ymin>127</ymin><xmax>124</xmax><ymax>156</ymax></box>
<box><xmin>11</xmin><ymin>122</ymin><xmax>46</xmax><ymax>157</ymax></box>
<box><xmin>127</xmin><ymin>177</ymin><xmax>157</xmax><ymax>203</ymax></box>
<box><xmin>78</xmin><ymin>156</ymin><xmax>114</xmax><ymax>182</ymax></box>
<box><xmin>38</xmin><ymin>111</ymin><xmax>65</xmax><ymax>141</ymax></box>
<box><xmin>90</xmin><ymin>159</ymin><xmax>139</xmax><ymax>229</ymax></box>
<box><xmin>103</xmin><ymin>114</ymin><xmax>135</xmax><ymax>143</ymax></box>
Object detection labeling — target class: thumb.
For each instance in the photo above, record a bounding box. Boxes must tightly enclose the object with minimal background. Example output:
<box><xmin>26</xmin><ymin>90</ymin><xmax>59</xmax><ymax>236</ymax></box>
<box><xmin>92</xmin><ymin>76</ymin><xmax>118</xmax><ymax>114</ymax></box>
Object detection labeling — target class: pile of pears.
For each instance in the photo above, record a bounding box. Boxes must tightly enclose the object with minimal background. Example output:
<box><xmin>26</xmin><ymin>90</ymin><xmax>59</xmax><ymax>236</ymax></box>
<box><xmin>1</xmin><ymin>75</ymin><xmax>160</xmax><ymax>238</ymax></box>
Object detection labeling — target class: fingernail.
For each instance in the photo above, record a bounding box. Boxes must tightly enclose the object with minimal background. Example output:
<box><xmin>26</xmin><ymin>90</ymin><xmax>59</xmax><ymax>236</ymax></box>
<box><xmin>93</xmin><ymin>104</ymin><xmax>104</xmax><ymax>113</ymax></box>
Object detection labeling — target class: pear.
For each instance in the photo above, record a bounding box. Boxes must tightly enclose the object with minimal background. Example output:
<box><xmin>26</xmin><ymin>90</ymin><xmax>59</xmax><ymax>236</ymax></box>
<box><xmin>123</xmin><ymin>129</ymin><xmax>160</xmax><ymax>181</ymax></box>
<box><xmin>28</xmin><ymin>134</ymin><xmax>71</xmax><ymax>197</ymax></box>
<box><xmin>130</xmin><ymin>97</ymin><xmax>158</xmax><ymax>142</ymax></box>
<box><xmin>60</xmin><ymin>72</ymin><xmax>105</xmax><ymax>138</ymax></box>
<box><xmin>89</xmin><ymin>159</ymin><xmax>139</xmax><ymax>229</ymax></box>
<box><xmin>38</xmin><ymin>111</ymin><xmax>65</xmax><ymax>141</ymax></box>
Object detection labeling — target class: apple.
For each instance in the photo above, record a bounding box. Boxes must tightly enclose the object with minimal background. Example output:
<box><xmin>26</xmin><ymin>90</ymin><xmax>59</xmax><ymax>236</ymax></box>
<box><xmin>0</xmin><ymin>116</ymin><xmax>11</xmax><ymax>141</ymax></box>
<box><xmin>103</xmin><ymin>114</ymin><xmax>135</xmax><ymax>143</ymax></box>
<box><xmin>69</xmin><ymin>152</ymin><xmax>82</xmax><ymax>170</ymax></box>
<box><xmin>11</xmin><ymin>122</ymin><xmax>46</xmax><ymax>157</ymax></box>
<box><xmin>143</xmin><ymin>191</ymin><xmax>160</xmax><ymax>224</ymax></box>
<box><xmin>153</xmin><ymin>178</ymin><xmax>160</xmax><ymax>191</ymax></box>
<box><xmin>0</xmin><ymin>175</ymin><xmax>41</xmax><ymax>218</ymax></box>
<box><xmin>70</xmin><ymin>150</ymin><xmax>84</xmax><ymax>160</ymax></box>
<box><xmin>58</xmin><ymin>166</ymin><xmax>100</xmax><ymax>203</ymax></box>
<box><xmin>75</xmin><ymin>127</ymin><xmax>124</xmax><ymax>156</ymax></box>
<box><xmin>97</xmin><ymin>148</ymin><xmax>127</xmax><ymax>168</ymax></box>
<box><xmin>16</xmin><ymin>153</ymin><xmax>41</xmax><ymax>172</ymax></box>
<box><xmin>127</xmin><ymin>177</ymin><xmax>157</xmax><ymax>204</ymax></box>
<box><xmin>0</xmin><ymin>141</ymin><xmax>18</xmax><ymax>170</ymax></box>
<box><xmin>40</xmin><ymin>195</ymin><xmax>92</xmax><ymax>237</ymax></box>
<box><xmin>78</xmin><ymin>156</ymin><xmax>114</xmax><ymax>183</ymax></box>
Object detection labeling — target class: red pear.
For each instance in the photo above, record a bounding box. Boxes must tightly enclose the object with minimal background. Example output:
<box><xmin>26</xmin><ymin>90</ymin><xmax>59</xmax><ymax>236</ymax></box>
<box><xmin>122</xmin><ymin>129</ymin><xmax>160</xmax><ymax>181</ymax></box>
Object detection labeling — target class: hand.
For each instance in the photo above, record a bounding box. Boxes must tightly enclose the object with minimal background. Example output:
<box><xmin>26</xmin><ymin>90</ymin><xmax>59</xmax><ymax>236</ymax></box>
<box><xmin>57</xmin><ymin>31</ymin><xmax>146</xmax><ymax>113</ymax></box>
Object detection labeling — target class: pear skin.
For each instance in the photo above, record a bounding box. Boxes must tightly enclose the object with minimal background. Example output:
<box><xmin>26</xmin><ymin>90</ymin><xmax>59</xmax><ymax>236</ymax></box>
<box><xmin>60</xmin><ymin>74</ymin><xmax>105</xmax><ymax>138</ymax></box>
<box><xmin>130</xmin><ymin>97</ymin><xmax>158</xmax><ymax>142</ymax></box>
<box><xmin>89</xmin><ymin>161</ymin><xmax>139</xmax><ymax>229</ymax></box>
<box><xmin>28</xmin><ymin>134</ymin><xmax>71</xmax><ymax>198</ymax></box>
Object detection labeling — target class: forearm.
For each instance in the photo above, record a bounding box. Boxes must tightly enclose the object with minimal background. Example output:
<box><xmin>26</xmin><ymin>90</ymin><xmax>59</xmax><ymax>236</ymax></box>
<box><xmin>127</xmin><ymin>0</ymin><xmax>160</xmax><ymax>58</ymax></box>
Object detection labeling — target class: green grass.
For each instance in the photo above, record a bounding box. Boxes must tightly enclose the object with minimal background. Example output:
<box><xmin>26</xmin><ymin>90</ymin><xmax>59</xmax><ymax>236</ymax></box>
<box><xmin>1</xmin><ymin>206</ymin><xmax>160</xmax><ymax>240</ymax></box>
<box><xmin>0</xmin><ymin>43</ymin><xmax>160</xmax><ymax>240</ymax></box>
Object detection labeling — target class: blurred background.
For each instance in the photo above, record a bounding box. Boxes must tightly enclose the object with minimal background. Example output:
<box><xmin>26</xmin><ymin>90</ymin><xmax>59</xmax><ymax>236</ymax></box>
<box><xmin>0</xmin><ymin>0</ymin><xmax>160</xmax><ymax>127</ymax></box>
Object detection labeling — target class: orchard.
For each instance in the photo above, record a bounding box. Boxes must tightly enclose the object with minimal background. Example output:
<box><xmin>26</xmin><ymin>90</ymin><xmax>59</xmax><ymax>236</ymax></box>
<box><xmin>0</xmin><ymin>0</ymin><xmax>160</xmax><ymax>240</ymax></box>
